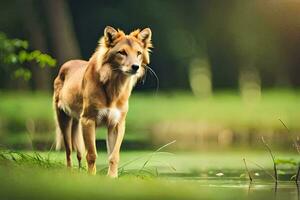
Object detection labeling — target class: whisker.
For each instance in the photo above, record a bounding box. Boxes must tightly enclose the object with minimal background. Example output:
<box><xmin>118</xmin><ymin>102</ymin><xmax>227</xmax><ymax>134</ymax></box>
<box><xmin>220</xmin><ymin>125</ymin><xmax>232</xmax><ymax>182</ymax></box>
<box><xmin>141</xmin><ymin>67</ymin><xmax>147</xmax><ymax>85</ymax></box>
<box><xmin>111</xmin><ymin>65</ymin><xmax>159</xmax><ymax>94</ymax></box>
<box><xmin>144</xmin><ymin>65</ymin><xmax>160</xmax><ymax>94</ymax></box>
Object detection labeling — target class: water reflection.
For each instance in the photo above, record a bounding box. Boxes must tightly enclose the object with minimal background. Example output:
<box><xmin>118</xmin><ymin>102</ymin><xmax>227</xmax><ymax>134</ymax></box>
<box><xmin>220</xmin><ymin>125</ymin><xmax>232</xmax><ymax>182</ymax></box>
<box><xmin>166</xmin><ymin>176</ymin><xmax>298</xmax><ymax>200</ymax></box>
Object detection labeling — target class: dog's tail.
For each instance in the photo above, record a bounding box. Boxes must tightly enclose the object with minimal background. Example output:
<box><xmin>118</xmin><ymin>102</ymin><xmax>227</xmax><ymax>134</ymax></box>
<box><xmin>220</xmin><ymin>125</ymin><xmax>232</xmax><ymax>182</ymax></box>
<box><xmin>53</xmin><ymin>67</ymin><xmax>66</xmax><ymax>151</ymax></box>
<box><xmin>55</xmin><ymin>126</ymin><xmax>63</xmax><ymax>150</ymax></box>
<box><xmin>71</xmin><ymin>122</ymin><xmax>85</xmax><ymax>155</ymax></box>
<box><xmin>53</xmin><ymin>96</ymin><xmax>64</xmax><ymax>151</ymax></box>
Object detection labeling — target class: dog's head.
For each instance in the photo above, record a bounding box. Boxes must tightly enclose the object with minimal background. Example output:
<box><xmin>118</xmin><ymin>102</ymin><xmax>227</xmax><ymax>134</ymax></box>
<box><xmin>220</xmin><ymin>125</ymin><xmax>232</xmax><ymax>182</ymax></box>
<box><xmin>98</xmin><ymin>26</ymin><xmax>152</xmax><ymax>80</ymax></box>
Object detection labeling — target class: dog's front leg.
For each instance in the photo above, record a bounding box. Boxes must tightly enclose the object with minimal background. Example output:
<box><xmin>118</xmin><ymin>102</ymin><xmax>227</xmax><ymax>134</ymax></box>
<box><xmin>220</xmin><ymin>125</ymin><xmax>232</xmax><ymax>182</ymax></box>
<box><xmin>81</xmin><ymin>116</ymin><xmax>97</xmax><ymax>175</ymax></box>
<box><xmin>107</xmin><ymin>120</ymin><xmax>125</xmax><ymax>178</ymax></box>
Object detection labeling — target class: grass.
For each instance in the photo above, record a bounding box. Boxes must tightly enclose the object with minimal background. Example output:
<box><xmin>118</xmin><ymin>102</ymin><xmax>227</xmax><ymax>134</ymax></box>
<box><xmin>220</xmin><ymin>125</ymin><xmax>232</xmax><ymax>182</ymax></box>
<box><xmin>3</xmin><ymin>149</ymin><xmax>297</xmax><ymax>177</ymax></box>
<box><xmin>0</xmin><ymin>165</ymin><xmax>263</xmax><ymax>200</ymax></box>
<box><xmin>0</xmin><ymin>89</ymin><xmax>299</xmax><ymax>146</ymax></box>
<box><xmin>130</xmin><ymin>89</ymin><xmax>300</xmax><ymax>129</ymax></box>
<box><xmin>0</xmin><ymin>149</ymin><xmax>63</xmax><ymax>169</ymax></box>
<box><xmin>0</xmin><ymin>149</ymin><xmax>299</xmax><ymax>200</ymax></box>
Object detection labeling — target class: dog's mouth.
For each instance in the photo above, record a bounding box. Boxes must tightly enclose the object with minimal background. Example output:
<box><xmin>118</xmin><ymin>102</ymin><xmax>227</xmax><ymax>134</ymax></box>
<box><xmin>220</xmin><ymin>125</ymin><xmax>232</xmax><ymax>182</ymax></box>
<box><xmin>119</xmin><ymin>68</ymin><xmax>138</xmax><ymax>76</ymax></box>
<box><xmin>112</xmin><ymin>66</ymin><xmax>138</xmax><ymax>76</ymax></box>
<box><xmin>124</xmin><ymin>70</ymin><xmax>137</xmax><ymax>75</ymax></box>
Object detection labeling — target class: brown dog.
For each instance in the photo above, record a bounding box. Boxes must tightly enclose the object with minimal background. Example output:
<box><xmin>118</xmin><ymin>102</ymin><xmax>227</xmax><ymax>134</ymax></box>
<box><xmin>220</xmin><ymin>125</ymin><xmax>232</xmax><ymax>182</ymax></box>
<box><xmin>53</xmin><ymin>26</ymin><xmax>152</xmax><ymax>177</ymax></box>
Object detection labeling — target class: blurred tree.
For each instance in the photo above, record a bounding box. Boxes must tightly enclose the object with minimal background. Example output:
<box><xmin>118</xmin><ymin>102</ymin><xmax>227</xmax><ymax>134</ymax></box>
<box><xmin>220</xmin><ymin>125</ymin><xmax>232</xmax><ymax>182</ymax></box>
<box><xmin>0</xmin><ymin>32</ymin><xmax>56</xmax><ymax>81</ymax></box>
<box><xmin>0</xmin><ymin>0</ymin><xmax>299</xmax><ymax>91</ymax></box>
<box><xmin>42</xmin><ymin>0</ymin><xmax>81</xmax><ymax>65</ymax></box>
<box><xmin>21</xmin><ymin>0</ymin><xmax>52</xmax><ymax>90</ymax></box>
<box><xmin>259</xmin><ymin>1</ymin><xmax>300</xmax><ymax>88</ymax></box>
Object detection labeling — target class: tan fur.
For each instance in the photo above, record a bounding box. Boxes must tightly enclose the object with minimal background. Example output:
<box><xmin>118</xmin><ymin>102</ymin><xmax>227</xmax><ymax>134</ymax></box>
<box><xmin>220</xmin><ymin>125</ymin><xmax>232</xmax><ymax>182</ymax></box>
<box><xmin>53</xmin><ymin>26</ymin><xmax>152</xmax><ymax>177</ymax></box>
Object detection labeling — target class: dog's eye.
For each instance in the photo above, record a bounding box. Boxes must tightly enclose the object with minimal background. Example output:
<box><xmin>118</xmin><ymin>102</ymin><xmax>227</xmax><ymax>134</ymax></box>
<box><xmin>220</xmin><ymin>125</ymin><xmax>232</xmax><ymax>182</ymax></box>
<box><xmin>137</xmin><ymin>51</ymin><xmax>142</xmax><ymax>56</ymax></box>
<box><xmin>117</xmin><ymin>50</ymin><xmax>127</xmax><ymax>56</ymax></box>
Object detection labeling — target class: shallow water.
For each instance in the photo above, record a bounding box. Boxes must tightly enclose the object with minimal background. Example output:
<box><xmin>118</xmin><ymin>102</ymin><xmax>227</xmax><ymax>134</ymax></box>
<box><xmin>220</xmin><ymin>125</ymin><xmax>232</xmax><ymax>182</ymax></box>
<box><xmin>154</xmin><ymin>168</ymin><xmax>299</xmax><ymax>200</ymax></box>
<box><xmin>167</xmin><ymin>177</ymin><xmax>299</xmax><ymax>200</ymax></box>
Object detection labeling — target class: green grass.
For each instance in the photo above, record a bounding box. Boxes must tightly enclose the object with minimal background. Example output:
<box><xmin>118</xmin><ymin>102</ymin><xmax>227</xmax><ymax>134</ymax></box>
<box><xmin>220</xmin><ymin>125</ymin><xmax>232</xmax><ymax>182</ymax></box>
<box><xmin>0</xmin><ymin>89</ymin><xmax>299</xmax><ymax>146</ymax></box>
<box><xmin>128</xmin><ymin>89</ymin><xmax>300</xmax><ymax>130</ymax></box>
<box><xmin>3</xmin><ymin>149</ymin><xmax>297</xmax><ymax>177</ymax></box>
<box><xmin>0</xmin><ymin>165</ymin><xmax>271</xmax><ymax>200</ymax></box>
<box><xmin>0</xmin><ymin>149</ymin><xmax>299</xmax><ymax>200</ymax></box>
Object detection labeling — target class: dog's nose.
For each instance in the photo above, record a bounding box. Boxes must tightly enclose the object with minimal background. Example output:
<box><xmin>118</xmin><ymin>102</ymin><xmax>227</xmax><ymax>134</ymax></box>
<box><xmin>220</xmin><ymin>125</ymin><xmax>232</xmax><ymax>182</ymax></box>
<box><xmin>131</xmin><ymin>64</ymin><xmax>139</xmax><ymax>72</ymax></box>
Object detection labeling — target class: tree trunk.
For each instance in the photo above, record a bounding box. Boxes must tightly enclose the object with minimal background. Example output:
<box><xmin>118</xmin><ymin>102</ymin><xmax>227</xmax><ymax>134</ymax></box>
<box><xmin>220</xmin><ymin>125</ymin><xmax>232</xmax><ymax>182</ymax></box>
<box><xmin>21</xmin><ymin>0</ymin><xmax>51</xmax><ymax>90</ymax></box>
<box><xmin>43</xmin><ymin>0</ymin><xmax>81</xmax><ymax>65</ymax></box>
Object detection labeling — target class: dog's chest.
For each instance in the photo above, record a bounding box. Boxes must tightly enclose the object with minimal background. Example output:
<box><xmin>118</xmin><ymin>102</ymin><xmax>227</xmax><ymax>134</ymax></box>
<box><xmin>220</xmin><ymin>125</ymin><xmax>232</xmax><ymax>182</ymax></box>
<box><xmin>97</xmin><ymin>108</ymin><xmax>121</xmax><ymax>126</ymax></box>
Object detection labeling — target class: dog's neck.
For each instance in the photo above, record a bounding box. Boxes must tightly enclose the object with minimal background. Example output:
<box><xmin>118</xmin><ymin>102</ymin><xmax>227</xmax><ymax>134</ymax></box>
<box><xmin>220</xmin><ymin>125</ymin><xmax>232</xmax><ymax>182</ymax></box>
<box><xmin>103</xmin><ymin>70</ymin><xmax>135</xmax><ymax>103</ymax></box>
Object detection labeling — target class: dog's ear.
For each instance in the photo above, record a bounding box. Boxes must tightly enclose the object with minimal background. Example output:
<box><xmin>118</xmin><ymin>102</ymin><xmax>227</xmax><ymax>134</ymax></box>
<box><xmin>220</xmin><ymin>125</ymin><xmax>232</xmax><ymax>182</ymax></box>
<box><xmin>137</xmin><ymin>28</ymin><xmax>152</xmax><ymax>64</ymax></box>
<box><xmin>137</xmin><ymin>28</ymin><xmax>152</xmax><ymax>49</ymax></box>
<box><xmin>104</xmin><ymin>26</ymin><xmax>118</xmax><ymax>47</ymax></box>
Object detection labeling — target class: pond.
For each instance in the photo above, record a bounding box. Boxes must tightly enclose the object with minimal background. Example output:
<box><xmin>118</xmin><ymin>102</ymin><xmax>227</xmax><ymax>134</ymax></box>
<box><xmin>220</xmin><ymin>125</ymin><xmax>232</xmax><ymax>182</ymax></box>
<box><xmin>164</xmin><ymin>176</ymin><xmax>299</xmax><ymax>200</ymax></box>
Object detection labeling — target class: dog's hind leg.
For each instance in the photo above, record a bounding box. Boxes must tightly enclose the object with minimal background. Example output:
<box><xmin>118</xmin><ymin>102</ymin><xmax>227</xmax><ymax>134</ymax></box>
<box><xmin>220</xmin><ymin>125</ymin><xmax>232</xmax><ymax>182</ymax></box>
<box><xmin>71</xmin><ymin>119</ymin><xmax>85</xmax><ymax>168</ymax></box>
<box><xmin>55</xmin><ymin>108</ymin><xmax>73</xmax><ymax>167</ymax></box>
